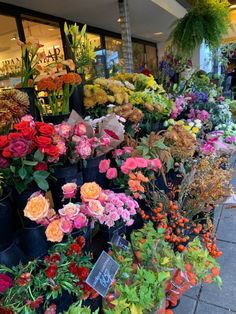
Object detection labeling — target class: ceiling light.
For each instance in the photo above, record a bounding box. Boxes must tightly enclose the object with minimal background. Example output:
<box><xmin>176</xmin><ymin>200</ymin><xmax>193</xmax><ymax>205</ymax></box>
<box><xmin>48</xmin><ymin>27</ymin><xmax>55</xmax><ymax>31</ymax></box>
<box><xmin>230</xmin><ymin>5</ymin><xmax>236</xmax><ymax>9</ymax></box>
<box><xmin>10</xmin><ymin>33</ymin><xmax>17</xmax><ymax>41</ymax></box>
<box><xmin>117</xmin><ymin>18</ymin><xmax>121</xmax><ymax>22</ymax></box>
<box><xmin>154</xmin><ymin>32</ymin><xmax>163</xmax><ymax>36</ymax></box>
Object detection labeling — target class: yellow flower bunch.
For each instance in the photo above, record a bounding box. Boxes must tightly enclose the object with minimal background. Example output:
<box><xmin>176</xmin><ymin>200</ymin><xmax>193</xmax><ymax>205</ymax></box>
<box><xmin>165</xmin><ymin>119</ymin><xmax>201</xmax><ymax>138</ymax></box>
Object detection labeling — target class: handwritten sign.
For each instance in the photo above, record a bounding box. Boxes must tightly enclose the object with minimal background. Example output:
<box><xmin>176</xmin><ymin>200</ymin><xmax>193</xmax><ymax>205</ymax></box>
<box><xmin>111</xmin><ymin>233</ymin><xmax>129</xmax><ymax>251</ymax></box>
<box><xmin>86</xmin><ymin>251</ymin><xmax>119</xmax><ymax>297</ymax></box>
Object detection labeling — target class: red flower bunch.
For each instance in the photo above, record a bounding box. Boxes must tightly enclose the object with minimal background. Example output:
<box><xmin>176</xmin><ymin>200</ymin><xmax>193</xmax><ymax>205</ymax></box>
<box><xmin>45</xmin><ymin>264</ymin><xmax>58</xmax><ymax>279</ymax></box>
<box><xmin>0</xmin><ymin>274</ymin><xmax>13</xmax><ymax>293</ymax></box>
<box><xmin>26</xmin><ymin>296</ymin><xmax>44</xmax><ymax>310</ymax></box>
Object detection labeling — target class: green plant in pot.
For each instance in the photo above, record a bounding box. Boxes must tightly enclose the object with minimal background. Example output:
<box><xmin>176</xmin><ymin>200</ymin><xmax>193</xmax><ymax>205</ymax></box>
<box><xmin>64</xmin><ymin>22</ymin><xmax>96</xmax><ymax>75</ymax></box>
<box><xmin>169</xmin><ymin>0</ymin><xmax>231</xmax><ymax>57</ymax></box>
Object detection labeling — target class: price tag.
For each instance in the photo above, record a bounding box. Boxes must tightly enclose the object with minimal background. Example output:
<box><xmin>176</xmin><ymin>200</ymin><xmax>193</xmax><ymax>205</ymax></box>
<box><xmin>111</xmin><ymin>233</ymin><xmax>129</xmax><ymax>251</ymax></box>
<box><xmin>86</xmin><ymin>251</ymin><xmax>120</xmax><ymax>297</ymax></box>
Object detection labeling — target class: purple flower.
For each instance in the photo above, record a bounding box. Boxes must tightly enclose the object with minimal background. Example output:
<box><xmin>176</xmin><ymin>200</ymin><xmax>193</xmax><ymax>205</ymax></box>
<box><xmin>225</xmin><ymin>136</ymin><xmax>236</xmax><ymax>144</ymax></box>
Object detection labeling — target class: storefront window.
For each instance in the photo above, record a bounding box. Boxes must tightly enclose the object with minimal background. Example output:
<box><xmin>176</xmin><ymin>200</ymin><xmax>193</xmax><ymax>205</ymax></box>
<box><xmin>85</xmin><ymin>33</ymin><xmax>106</xmax><ymax>81</ymax></box>
<box><xmin>105</xmin><ymin>37</ymin><xmax>124</xmax><ymax>76</ymax></box>
<box><xmin>0</xmin><ymin>15</ymin><xmax>21</xmax><ymax>89</ymax></box>
<box><xmin>146</xmin><ymin>45</ymin><xmax>158</xmax><ymax>76</ymax></box>
<box><xmin>22</xmin><ymin>18</ymin><xmax>64</xmax><ymax>76</ymax></box>
<box><xmin>133</xmin><ymin>42</ymin><xmax>145</xmax><ymax>73</ymax></box>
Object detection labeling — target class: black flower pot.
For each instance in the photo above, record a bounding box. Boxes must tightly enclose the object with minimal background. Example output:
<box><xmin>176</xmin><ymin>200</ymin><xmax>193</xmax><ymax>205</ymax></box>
<box><xmin>50</xmin><ymin>164</ymin><xmax>83</xmax><ymax>209</ymax></box>
<box><xmin>0</xmin><ymin>189</ymin><xmax>14</xmax><ymax>249</ymax></box>
<box><xmin>18</xmin><ymin>225</ymin><xmax>50</xmax><ymax>260</ymax></box>
<box><xmin>82</xmin><ymin>296</ymin><xmax>102</xmax><ymax>312</ymax></box>
<box><xmin>18</xmin><ymin>87</ymin><xmax>40</xmax><ymax>121</ymax></box>
<box><xmin>0</xmin><ymin>241</ymin><xmax>27</xmax><ymax>267</ymax></box>
<box><xmin>43</xmin><ymin>114</ymin><xmax>70</xmax><ymax>125</ymax></box>
<box><xmin>100</xmin><ymin>223</ymin><xmax>126</xmax><ymax>252</ymax></box>
<box><xmin>82</xmin><ymin>155</ymin><xmax>107</xmax><ymax>188</ymax></box>
<box><xmin>70</xmin><ymin>83</ymin><xmax>84</xmax><ymax>117</ymax></box>
<box><xmin>12</xmin><ymin>185</ymin><xmax>40</xmax><ymax>228</ymax></box>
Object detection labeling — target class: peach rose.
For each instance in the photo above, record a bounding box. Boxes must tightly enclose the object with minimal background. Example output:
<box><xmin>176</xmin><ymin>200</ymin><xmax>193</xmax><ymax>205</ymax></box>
<box><xmin>87</xmin><ymin>200</ymin><xmax>104</xmax><ymax>218</ymax></box>
<box><xmin>80</xmin><ymin>182</ymin><xmax>102</xmax><ymax>202</ymax></box>
<box><xmin>45</xmin><ymin>220</ymin><xmax>64</xmax><ymax>242</ymax></box>
<box><xmin>58</xmin><ymin>203</ymin><xmax>80</xmax><ymax>219</ymax></box>
<box><xmin>24</xmin><ymin>194</ymin><xmax>49</xmax><ymax>221</ymax></box>
<box><xmin>62</xmin><ymin>182</ymin><xmax>77</xmax><ymax>199</ymax></box>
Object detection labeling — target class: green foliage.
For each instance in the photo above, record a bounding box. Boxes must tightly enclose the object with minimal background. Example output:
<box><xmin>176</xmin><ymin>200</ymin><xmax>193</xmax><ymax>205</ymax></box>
<box><xmin>169</xmin><ymin>0</ymin><xmax>231</xmax><ymax>57</ymax></box>
<box><xmin>64</xmin><ymin>301</ymin><xmax>99</xmax><ymax>314</ymax></box>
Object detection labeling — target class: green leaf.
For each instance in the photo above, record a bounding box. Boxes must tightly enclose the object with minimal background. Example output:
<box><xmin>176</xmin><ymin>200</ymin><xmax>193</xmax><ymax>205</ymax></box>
<box><xmin>34</xmin><ymin>177</ymin><xmax>49</xmax><ymax>191</ymax></box>
<box><xmin>23</xmin><ymin>160</ymin><xmax>38</xmax><ymax>166</ymax></box>
<box><xmin>34</xmin><ymin>149</ymin><xmax>44</xmax><ymax>162</ymax></box>
<box><xmin>33</xmin><ymin>171</ymin><xmax>50</xmax><ymax>180</ymax></box>
<box><xmin>64</xmin><ymin>22</ymin><xmax>69</xmax><ymax>36</ymax></box>
<box><xmin>18</xmin><ymin>167</ymin><xmax>27</xmax><ymax>180</ymax></box>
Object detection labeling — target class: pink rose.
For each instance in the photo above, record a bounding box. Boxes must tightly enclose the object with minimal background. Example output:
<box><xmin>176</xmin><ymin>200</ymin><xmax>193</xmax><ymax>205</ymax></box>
<box><xmin>60</xmin><ymin>217</ymin><xmax>73</xmax><ymax>233</ymax></box>
<box><xmin>59</xmin><ymin>202</ymin><xmax>79</xmax><ymax>219</ymax></box>
<box><xmin>99</xmin><ymin>159</ymin><xmax>110</xmax><ymax>173</ymax></box>
<box><xmin>74</xmin><ymin>123</ymin><xmax>87</xmax><ymax>136</ymax></box>
<box><xmin>0</xmin><ymin>274</ymin><xmax>13</xmax><ymax>293</ymax></box>
<box><xmin>109</xmin><ymin>211</ymin><xmax>120</xmax><ymax>221</ymax></box>
<box><xmin>62</xmin><ymin>183</ymin><xmax>77</xmax><ymax>199</ymax></box>
<box><xmin>100</xmin><ymin>135</ymin><xmax>111</xmax><ymax>146</ymax></box>
<box><xmin>0</xmin><ymin>156</ymin><xmax>9</xmax><ymax>168</ymax></box>
<box><xmin>135</xmin><ymin>157</ymin><xmax>148</xmax><ymax>168</ymax></box>
<box><xmin>113</xmin><ymin>149</ymin><xmax>123</xmax><ymax>157</ymax></box>
<box><xmin>56</xmin><ymin>141</ymin><xmax>67</xmax><ymax>155</ymax></box>
<box><xmin>57</xmin><ymin>123</ymin><xmax>72</xmax><ymax>138</ymax></box>
<box><xmin>106</xmin><ymin>168</ymin><xmax>118</xmax><ymax>179</ymax></box>
<box><xmin>8</xmin><ymin>138</ymin><xmax>30</xmax><ymax>158</ymax></box>
<box><xmin>150</xmin><ymin>158</ymin><xmax>162</xmax><ymax>170</ymax></box>
<box><xmin>121</xmin><ymin>157</ymin><xmax>137</xmax><ymax>174</ymax></box>
<box><xmin>98</xmin><ymin>192</ymin><xmax>109</xmax><ymax>202</ymax></box>
<box><xmin>73</xmin><ymin>213</ymin><xmax>88</xmax><ymax>229</ymax></box>
<box><xmin>76</xmin><ymin>140</ymin><xmax>92</xmax><ymax>159</ymax></box>
<box><xmin>87</xmin><ymin>200</ymin><xmax>104</xmax><ymax>217</ymax></box>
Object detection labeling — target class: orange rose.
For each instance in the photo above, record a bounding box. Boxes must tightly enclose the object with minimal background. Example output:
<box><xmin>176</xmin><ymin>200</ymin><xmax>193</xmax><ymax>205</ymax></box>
<box><xmin>24</xmin><ymin>194</ymin><xmax>49</xmax><ymax>221</ymax></box>
<box><xmin>45</xmin><ymin>220</ymin><xmax>64</xmax><ymax>242</ymax></box>
<box><xmin>80</xmin><ymin>182</ymin><xmax>102</xmax><ymax>202</ymax></box>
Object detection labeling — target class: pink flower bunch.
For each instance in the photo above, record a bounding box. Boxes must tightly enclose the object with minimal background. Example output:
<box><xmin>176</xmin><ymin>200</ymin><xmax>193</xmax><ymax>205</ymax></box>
<box><xmin>201</xmin><ymin>143</ymin><xmax>216</xmax><ymax>155</ymax></box>
<box><xmin>188</xmin><ymin>109</ymin><xmax>210</xmax><ymax>122</ymax></box>
<box><xmin>112</xmin><ymin>146</ymin><xmax>133</xmax><ymax>158</ymax></box>
<box><xmin>171</xmin><ymin>96</ymin><xmax>188</xmax><ymax>119</ymax></box>
<box><xmin>97</xmin><ymin>191</ymin><xmax>138</xmax><ymax>228</ymax></box>
<box><xmin>99</xmin><ymin>159</ymin><xmax>118</xmax><ymax>179</ymax></box>
<box><xmin>120</xmin><ymin>157</ymin><xmax>161</xmax><ymax>174</ymax></box>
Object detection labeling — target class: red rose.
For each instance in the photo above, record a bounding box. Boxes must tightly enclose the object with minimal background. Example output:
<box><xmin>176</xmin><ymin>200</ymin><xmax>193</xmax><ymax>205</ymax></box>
<box><xmin>2</xmin><ymin>147</ymin><xmax>12</xmax><ymax>158</ymax></box>
<box><xmin>8</xmin><ymin>138</ymin><xmax>30</xmax><ymax>158</ymax></box>
<box><xmin>77</xmin><ymin>267</ymin><xmax>89</xmax><ymax>281</ymax></box>
<box><xmin>67</xmin><ymin>243</ymin><xmax>82</xmax><ymax>256</ymax></box>
<box><xmin>14</xmin><ymin>121</ymin><xmax>30</xmax><ymax>130</ymax></box>
<box><xmin>45</xmin><ymin>264</ymin><xmax>58</xmax><ymax>278</ymax></box>
<box><xmin>44</xmin><ymin>145</ymin><xmax>60</xmax><ymax>158</ymax></box>
<box><xmin>0</xmin><ymin>274</ymin><xmax>13</xmax><ymax>293</ymax></box>
<box><xmin>21</xmin><ymin>127</ymin><xmax>36</xmax><ymax>140</ymax></box>
<box><xmin>76</xmin><ymin>236</ymin><xmax>85</xmax><ymax>248</ymax></box>
<box><xmin>0</xmin><ymin>136</ymin><xmax>8</xmax><ymax>149</ymax></box>
<box><xmin>36</xmin><ymin>122</ymin><xmax>55</xmax><ymax>136</ymax></box>
<box><xmin>36</xmin><ymin>136</ymin><xmax>52</xmax><ymax>149</ymax></box>
<box><xmin>8</xmin><ymin>133</ymin><xmax>22</xmax><ymax>141</ymax></box>
<box><xmin>0</xmin><ymin>156</ymin><xmax>10</xmax><ymax>168</ymax></box>
<box><xmin>34</xmin><ymin>162</ymin><xmax>48</xmax><ymax>171</ymax></box>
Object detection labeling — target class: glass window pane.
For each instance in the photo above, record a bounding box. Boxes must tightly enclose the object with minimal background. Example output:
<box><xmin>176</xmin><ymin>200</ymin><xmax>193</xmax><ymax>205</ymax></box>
<box><xmin>146</xmin><ymin>45</ymin><xmax>158</xmax><ymax>76</ymax></box>
<box><xmin>22</xmin><ymin>18</ymin><xmax>64</xmax><ymax>77</ymax></box>
<box><xmin>0</xmin><ymin>15</ymin><xmax>21</xmax><ymax>89</ymax></box>
<box><xmin>132</xmin><ymin>42</ymin><xmax>145</xmax><ymax>73</ymax></box>
<box><xmin>85</xmin><ymin>33</ymin><xmax>106</xmax><ymax>81</ymax></box>
<box><xmin>105</xmin><ymin>37</ymin><xmax>124</xmax><ymax>75</ymax></box>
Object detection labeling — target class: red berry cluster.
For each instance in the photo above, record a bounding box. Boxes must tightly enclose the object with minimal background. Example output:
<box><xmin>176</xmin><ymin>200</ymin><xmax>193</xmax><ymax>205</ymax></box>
<box><xmin>202</xmin><ymin>225</ymin><xmax>222</xmax><ymax>258</ymax></box>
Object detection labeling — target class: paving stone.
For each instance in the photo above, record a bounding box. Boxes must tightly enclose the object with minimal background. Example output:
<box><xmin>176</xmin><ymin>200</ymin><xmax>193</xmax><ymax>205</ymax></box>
<box><xmin>199</xmin><ymin>241</ymin><xmax>236</xmax><ymax>311</ymax></box>
<box><xmin>173</xmin><ymin>296</ymin><xmax>196</xmax><ymax>314</ymax></box>
<box><xmin>217</xmin><ymin>207</ymin><xmax>236</xmax><ymax>242</ymax></box>
<box><xmin>184</xmin><ymin>285</ymin><xmax>201</xmax><ymax>299</ymax></box>
<box><xmin>195</xmin><ymin>301</ymin><xmax>236</xmax><ymax>314</ymax></box>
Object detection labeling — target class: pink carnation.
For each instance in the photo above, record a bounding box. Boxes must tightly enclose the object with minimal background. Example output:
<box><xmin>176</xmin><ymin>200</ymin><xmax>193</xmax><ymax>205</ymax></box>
<box><xmin>74</xmin><ymin>123</ymin><xmax>87</xmax><ymax>136</ymax></box>
<box><xmin>106</xmin><ymin>168</ymin><xmax>118</xmax><ymax>179</ymax></box>
<box><xmin>57</xmin><ymin>123</ymin><xmax>72</xmax><ymax>138</ymax></box>
<box><xmin>99</xmin><ymin>159</ymin><xmax>110</xmax><ymax>173</ymax></box>
<box><xmin>76</xmin><ymin>139</ymin><xmax>92</xmax><ymax>159</ymax></box>
<box><xmin>100</xmin><ymin>135</ymin><xmax>111</xmax><ymax>146</ymax></box>
<box><xmin>56</xmin><ymin>141</ymin><xmax>67</xmax><ymax>155</ymax></box>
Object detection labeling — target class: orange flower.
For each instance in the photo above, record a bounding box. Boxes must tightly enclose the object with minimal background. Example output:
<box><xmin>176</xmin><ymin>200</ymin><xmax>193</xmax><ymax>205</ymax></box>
<box><xmin>61</xmin><ymin>73</ymin><xmax>82</xmax><ymax>85</ymax></box>
<box><xmin>211</xmin><ymin>266</ymin><xmax>220</xmax><ymax>277</ymax></box>
<box><xmin>129</xmin><ymin>172</ymin><xmax>137</xmax><ymax>180</ymax></box>
<box><xmin>136</xmin><ymin>171</ymin><xmax>149</xmax><ymax>183</ymax></box>
<box><xmin>37</xmin><ymin>77</ymin><xmax>57</xmax><ymax>91</ymax></box>
<box><xmin>128</xmin><ymin>179</ymin><xmax>145</xmax><ymax>193</ymax></box>
<box><xmin>80</xmin><ymin>182</ymin><xmax>102</xmax><ymax>202</ymax></box>
<box><xmin>24</xmin><ymin>194</ymin><xmax>49</xmax><ymax>221</ymax></box>
<box><xmin>45</xmin><ymin>219</ymin><xmax>64</xmax><ymax>242</ymax></box>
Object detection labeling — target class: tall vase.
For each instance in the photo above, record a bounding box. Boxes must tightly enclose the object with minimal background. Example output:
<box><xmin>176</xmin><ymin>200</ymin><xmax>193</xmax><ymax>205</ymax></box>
<box><xmin>82</xmin><ymin>155</ymin><xmax>107</xmax><ymax>189</ymax></box>
<box><xmin>18</xmin><ymin>87</ymin><xmax>41</xmax><ymax>121</ymax></box>
<box><xmin>69</xmin><ymin>73</ymin><xmax>85</xmax><ymax>117</ymax></box>
<box><xmin>0</xmin><ymin>189</ymin><xmax>14</xmax><ymax>250</ymax></box>
<box><xmin>0</xmin><ymin>241</ymin><xmax>27</xmax><ymax>267</ymax></box>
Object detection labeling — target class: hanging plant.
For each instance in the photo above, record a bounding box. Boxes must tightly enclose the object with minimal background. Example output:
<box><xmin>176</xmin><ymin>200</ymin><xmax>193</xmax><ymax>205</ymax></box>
<box><xmin>169</xmin><ymin>0</ymin><xmax>231</xmax><ymax>57</ymax></box>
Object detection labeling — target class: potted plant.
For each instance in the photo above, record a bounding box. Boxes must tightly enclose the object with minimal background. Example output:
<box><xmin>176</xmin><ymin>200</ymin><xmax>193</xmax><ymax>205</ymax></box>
<box><xmin>16</xmin><ymin>37</ymin><xmax>45</xmax><ymax>120</ymax></box>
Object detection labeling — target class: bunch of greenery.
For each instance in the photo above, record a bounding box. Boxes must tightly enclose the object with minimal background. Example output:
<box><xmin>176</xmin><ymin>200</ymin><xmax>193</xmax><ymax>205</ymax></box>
<box><xmin>169</xmin><ymin>0</ymin><xmax>231</xmax><ymax>57</ymax></box>
<box><xmin>65</xmin><ymin>301</ymin><xmax>99</xmax><ymax>314</ymax></box>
